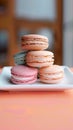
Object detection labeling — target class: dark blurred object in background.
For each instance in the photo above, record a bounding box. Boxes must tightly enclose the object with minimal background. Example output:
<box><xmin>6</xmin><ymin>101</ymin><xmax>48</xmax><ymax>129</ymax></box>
<box><xmin>0</xmin><ymin>0</ymin><xmax>7</xmax><ymax>15</ymax></box>
<box><xmin>0</xmin><ymin>31</ymin><xmax>8</xmax><ymax>66</ymax></box>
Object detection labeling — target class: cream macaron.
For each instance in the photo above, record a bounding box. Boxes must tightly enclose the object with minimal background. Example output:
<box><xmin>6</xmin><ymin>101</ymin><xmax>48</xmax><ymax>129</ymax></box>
<box><xmin>26</xmin><ymin>51</ymin><xmax>54</xmax><ymax>68</ymax></box>
<box><xmin>21</xmin><ymin>34</ymin><xmax>49</xmax><ymax>50</ymax></box>
<box><xmin>39</xmin><ymin>65</ymin><xmax>64</xmax><ymax>84</ymax></box>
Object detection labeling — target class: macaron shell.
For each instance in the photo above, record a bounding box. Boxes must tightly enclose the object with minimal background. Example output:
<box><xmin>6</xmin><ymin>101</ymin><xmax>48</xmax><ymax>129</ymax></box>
<box><xmin>11</xmin><ymin>77</ymin><xmax>37</xmax><ymax>84</ymax></box>
<box><xmin>27</xmin><ymin>61</ymin><xmax>54</xmax><ymax>68</ymax></box>
<box><xmin>21</xmin><ymin>34</ymin><xmax>48</xmax><ymax>42</ymax></box>
<box><xmin>11</xmin><ymin>65</ymin><xmax>38</xmax><ymax>77</ymax></box>
<box><xmin>26</xmin><ymin>51</ymin><xmax>54</xmax><ymax>57</ymax></box>
<box><xmin>40</xmin><ymin>78</ymin><xmax>63</xmax><ymax>84</ymax></box>
<box><xmin>21</xmin><ymin>42</ymin><xmax>48</xmax><ymax>51</ymax></box>
<box><xmin>39</xmin><ymin>65</ymin><xmax>63</xmax><ymax>74</ymax></box>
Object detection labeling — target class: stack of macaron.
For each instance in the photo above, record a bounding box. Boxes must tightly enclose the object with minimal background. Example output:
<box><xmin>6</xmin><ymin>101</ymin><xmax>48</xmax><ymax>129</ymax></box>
<box><xmin>11</xmin><ymin>34</ymin><xmax>64</xmax><ymax>84</ymax></box>
<box><xmin>22</xmin><ymin>34</ymin><xmax>54</xmax><ymax>68</ymax></box>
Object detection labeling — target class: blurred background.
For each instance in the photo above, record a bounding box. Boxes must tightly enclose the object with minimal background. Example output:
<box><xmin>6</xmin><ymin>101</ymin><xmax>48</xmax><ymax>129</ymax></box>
<box><xmin>0</xmin><ymin>0</ymin><xmax>73</xmax><ymax>67</ymax></box>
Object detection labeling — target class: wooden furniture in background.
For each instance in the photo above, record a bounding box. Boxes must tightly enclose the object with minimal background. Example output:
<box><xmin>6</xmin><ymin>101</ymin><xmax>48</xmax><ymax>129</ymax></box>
<box><xmin>0</xmin><ymin>0</ymin><xmax>18</xmax><ymax>66</ymax></box>
<box><xmin>0</xmin><ymin>0</ymin><xmax>63</xmax><ymax>66</ymax></box>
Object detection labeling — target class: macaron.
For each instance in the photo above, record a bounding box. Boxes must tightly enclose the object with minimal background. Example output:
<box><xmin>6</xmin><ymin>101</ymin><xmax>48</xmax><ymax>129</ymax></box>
<box><xmin>21</xmin><ymin>34</ymin><xmax>49</xmax><ymax>50</ymax></box>
<box><xmin>26</xmin><ymin>51</ymin><xmax>54</xmax><ymax>68</ymax></box>
<box><xmin>11</xmin><ymin>65</ymin><xmax>38</xmax><ymax>84</ymax></box>
<box><xmin>39</xmin><ymin>65</ymin><xmax>64</xmax><ymax>84</ymax></box>
<box><xmin>13</xmin><ymin>51</ymin><xmax>27</xmax><ymax>65</ymax></box>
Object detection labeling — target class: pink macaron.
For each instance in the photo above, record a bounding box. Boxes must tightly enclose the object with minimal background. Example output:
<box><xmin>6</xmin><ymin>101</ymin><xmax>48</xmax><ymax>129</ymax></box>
<box><xmin>39</xmin><ymin>65</ymin><xmax>64</xmax><ymax>84</ymax></box>
<box><xmin>21</xmin><ymin>34</ymin><xmax>49</xmax><ymax>50</ymax></box>
<box><xmin>11</xmin><ymin>65</ymin><xmax>38</xmax><ymax>84</ymax></box>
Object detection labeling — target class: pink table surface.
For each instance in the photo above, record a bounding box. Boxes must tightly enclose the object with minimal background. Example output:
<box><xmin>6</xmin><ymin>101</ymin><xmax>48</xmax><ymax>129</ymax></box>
<box><xmin>0</xmin><ymin>68</ymin><xmax>73</xmax><ymax>130</ymax></box>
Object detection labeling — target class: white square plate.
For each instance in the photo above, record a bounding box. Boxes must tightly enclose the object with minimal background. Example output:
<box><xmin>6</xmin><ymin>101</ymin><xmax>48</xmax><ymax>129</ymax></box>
<box><xmin>0</xmin><ymin>66</ymin><xmax>73</xmax><ymax>91</ymax></box>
